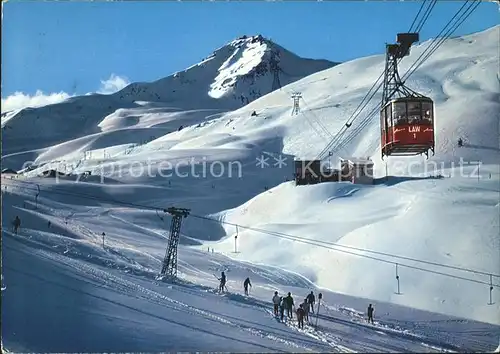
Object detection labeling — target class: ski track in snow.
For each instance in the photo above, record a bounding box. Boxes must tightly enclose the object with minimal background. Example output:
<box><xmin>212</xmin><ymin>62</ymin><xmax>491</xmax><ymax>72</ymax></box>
<box><xmin>5</xmin><ymin>226</ymin><xmax>483</xmax><ymax>353</ymax></box>
<box><xmin>5</xmin><ymin>231</ymin><xmax>338</xmax><ymax>352</ymax></box>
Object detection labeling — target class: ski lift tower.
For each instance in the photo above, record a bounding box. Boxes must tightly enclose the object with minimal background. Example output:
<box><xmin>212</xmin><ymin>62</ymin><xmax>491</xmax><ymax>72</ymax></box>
<box><xmin>160</xmin><ymin>207</ymin><xmax>190</xmax><ymax>277</ymax></box>
<box><xmin>291</xmin><ymin>92</ymin><xmax>302</xmax><ymax>115</ymax></box>
<box><xmin>269</xmin><ymin>49</ymin><xmax>282</xmax><ymax>91</ymax></box>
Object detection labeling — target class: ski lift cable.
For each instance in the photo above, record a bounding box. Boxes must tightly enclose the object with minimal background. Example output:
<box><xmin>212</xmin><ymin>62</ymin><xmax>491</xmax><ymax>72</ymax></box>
<box><xmin>319</xmin><ymin>79</ymin><xmax>385</xmax><ymax>158</ymax></box>
<box><xmin>408</xmin><ymin>0</ymin><xmax>429</xmax><ymax>32</ymax></box>
<box><xmin>188</xmin><ymin>213</ymin><xmax>500</xmax><ymax>287</ymax></box>
<box><xmin>402</xmin><ymin>0</ymin><xmax>479</xmax><ymax>82</ymax></box>
<box><xmin>299</xmin><ymin>97</ymin><xmax>335</xmax><ymax>139</ymax></box>
<box><xmin>414</xmin><ymin>0</ymin><xmax>438</xmax><ymax>33</ymax></box>
<box><xmin>4</xmin><ymin>178</ymin><xmax>500</xmax><ymax>282</ymax></box>
<box><xmin>283</xmin><ymin>87</ymin><xmax>334</xmax><ymax>141</ymax></box>
<box><xmin>403</xmin><ymin>0</ymin><xmax>476</xmax><ymax>79</ymax></box>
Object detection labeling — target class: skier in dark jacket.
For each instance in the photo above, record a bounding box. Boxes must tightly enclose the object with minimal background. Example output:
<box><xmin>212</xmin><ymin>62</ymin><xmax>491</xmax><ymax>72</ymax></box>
<box><xmin>243</xmin><ymin>277</ymin><xmax>252</xmax><ymax>295</ymax></box>
<box><xmin>296</xmin><ymin>304</ymin><xmax>306</xmax><ymax>329</ymax></box>
<box><xmin>218</xmin><ymin>272</ymin><xmax>227</xmax><ymax>292</ymax></box>
<box><xmin>306</xmin><ymin>291</ymin><xmax>315</xmax><ymax>313</ymax></box>
<box><xmin>12</xmin><ymin>216</ymin><xmax>21</xmax><ymax>234</ymax></box>
<box><xmin>367</xmin><ymin>304</ymin><xmax>374</xmax><ymax>324</ymax></box>
<box><xmin>284</xmin><ymin>292</ymin><xmax>294</xmax><ymax>319</ymax></box>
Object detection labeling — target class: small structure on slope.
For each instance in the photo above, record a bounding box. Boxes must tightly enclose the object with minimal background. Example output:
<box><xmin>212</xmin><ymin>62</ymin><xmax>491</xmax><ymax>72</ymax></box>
<box><xmin>339</xmin><ymin>157</ymin><xmax>374</xmax><ymax>185</ymax></box>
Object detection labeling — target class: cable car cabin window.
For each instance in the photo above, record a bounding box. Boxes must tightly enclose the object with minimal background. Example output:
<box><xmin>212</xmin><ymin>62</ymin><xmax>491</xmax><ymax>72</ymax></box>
<box><xmin>392</xmin><ymin>102</ymin><xmax>407</xmax><ymax>126</ymax></box>
<box><xmin>422</xmin><ymin>102</ymin><xmax>433</xmax><ymax>124</ymax></box>
<box><xmin>407</xmin><ymin>102</ymin><xmax>421</xmax><ymax>124</ymax></box>
<box><xmin>386</xmin><ymin>104</ymin><xmax>392</xmax><ymax>127</ymax></box>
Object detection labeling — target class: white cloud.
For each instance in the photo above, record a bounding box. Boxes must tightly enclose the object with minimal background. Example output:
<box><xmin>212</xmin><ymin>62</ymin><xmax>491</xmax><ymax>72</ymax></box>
<box><xmin>98</xmin><ymin>74</ymin><xmax>130</xmax><ymax>94</ymax></box>
<box><xmin>1</xmin><ymin>90</ymin><xmax>72</xmax><ymax>113</ymax></box>
<box><xmin>1</xmin><ymin>74</ymin><xmax>131</xmax><ymax>112</ymax></box>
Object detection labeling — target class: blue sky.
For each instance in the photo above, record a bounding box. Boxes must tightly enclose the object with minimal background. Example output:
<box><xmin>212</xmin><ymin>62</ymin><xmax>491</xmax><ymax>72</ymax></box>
<box><xmin>2</xmin><ymin>0</ymin><xmax>498</xmax><ymax>101</ymax></box>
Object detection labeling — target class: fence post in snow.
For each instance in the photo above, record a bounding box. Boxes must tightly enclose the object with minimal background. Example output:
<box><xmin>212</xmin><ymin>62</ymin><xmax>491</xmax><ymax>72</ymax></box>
<box><xmin>395</xmin><ymin>263</ymin><xmax>401</xmax><ymax>295</ymax></box>
<box><xmin>35</xmin><ymin>184</ymin><xmax>40</xmax><ymax>209</ymax></box>
<box><xmin>488</xmin><ymin>274</ymin><xmax>494</xmax><ymax>305</ymax></box>
<box><xmin>234</xmin><ymin>225</ymin><xmax>239</xmax><ymax>253</ymax></box>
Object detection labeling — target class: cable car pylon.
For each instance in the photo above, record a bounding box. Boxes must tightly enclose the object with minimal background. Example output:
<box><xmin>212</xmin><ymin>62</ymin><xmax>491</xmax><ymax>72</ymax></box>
<box><xmin>380</xmin><ymin>33</ymin><xmax>436</xmax><ymax>160</ymax></box>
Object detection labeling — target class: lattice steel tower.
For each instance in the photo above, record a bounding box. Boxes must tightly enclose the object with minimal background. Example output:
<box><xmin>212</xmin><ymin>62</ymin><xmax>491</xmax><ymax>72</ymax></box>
<box><xmin>291</xmin><ymin>92</ymin><xmax>302</xmax><ymax>115</ymax></box>
<box><xmin>269</xmin><ymin>50</ymin><xmax>282</xmax><ymax>91</ymax></box>
<box><xmin>381</xmin><ymin>33</ymin><xmax>420</xmax><ymax>106</ymax></box>
<box><xmin>160</xmin><ymin>207</ymin><xmax>190</xmax><ymax>277</ymax></box>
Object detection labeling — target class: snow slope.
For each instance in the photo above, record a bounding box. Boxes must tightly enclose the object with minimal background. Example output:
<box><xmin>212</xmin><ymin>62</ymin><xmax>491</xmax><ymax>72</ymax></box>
<box><xmin>2</xmin><ymin>25</ymin><xmax>500</xmax><ymax>351</ymax></box>
<box><xmin>2</xmin><ymin>185</ymin><xmax>498</xmax><ymax>352</ymax></box>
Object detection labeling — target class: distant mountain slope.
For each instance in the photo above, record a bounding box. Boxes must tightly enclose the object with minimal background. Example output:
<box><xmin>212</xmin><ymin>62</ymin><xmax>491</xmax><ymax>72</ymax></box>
<box><xmin>1</xmin><ymin>35</ymin><xmax>337</xmax><ymax>165</ymax></box>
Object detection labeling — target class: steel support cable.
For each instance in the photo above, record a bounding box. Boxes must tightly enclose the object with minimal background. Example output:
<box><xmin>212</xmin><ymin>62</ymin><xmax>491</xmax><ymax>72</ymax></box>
<box><xmin>404</xmin><ymin>1</ymin><xmax>481</xmax><ymax>83</ymax></box>
<box><xmin>334</xmin><ymin>102</ymin><xmax>382</xmax><ymax>153</ymax></box>
<box><xmin>414</xmin><ymin>0</ymin><xmax>438</xmax><ymax>33</ymax></box>
<box><xmin>316</xmin><ymin>71</ymin><xmax>386</xmax><ymax>160</ymax></box>
<box><xmin>283</xmin><ymin>87</ymin><xmax>333</xmax><ymax>141</ymax></box>
<box><xmin>4</xmin><ymin>177</ymin><xmax>500</xmax><ymax>282</ymax></box>
<box><xmin>402</xmin><ymin>0</ymin><xmax>478</xmax><ymax>82</ymax></box>
<box><xmin>188</xmin><ymin>213</ymin><xmax>500</xmax><ymax>288</ymax></box>
<box><xmin>299</xmin><ymin>96</ymin><xmax>334</xmax><ymax>140</ymax></box>
<box><xmin>409</xmin><ymin>0</ymin><xmax>429</xmax><ymax>32</ymax></box>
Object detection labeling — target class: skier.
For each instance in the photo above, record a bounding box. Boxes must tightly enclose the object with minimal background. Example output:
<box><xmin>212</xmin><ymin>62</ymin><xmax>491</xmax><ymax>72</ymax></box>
<box><xmin>243</xmin><ymin>277</ymin><xmax>252</xmax><ymax>296</ymax></box>
<box><xmin>296</xmin><ymin>304</ymin><xmax>306</xmax><ymax>329</ymax></box>
<box><xmin>302</xmin><ymin>298</ymin><xmax>310</xmax><ymax>322</ymax></box>
<box><xmin>367</xmin><ymin>304</ymin><xmax>374</xmax><ymax>324</ymax></box>
<box><xmin>306</xmin><ymin>291</ymin><xmax>315</xmax><ymax>313</ymax></box>
<box><xmin>279</xmin><ymin>296</ymin><xmax>285</xmax><ymax>321</ymax></box>
<box><xmin>218</xmin><ymin>271</ymin><xmax>227</xmax><ymax>293</ymax></box>
<box><xmin>47</xmin><ymin>221</ymin><xmax>51</xmax><ymax>228</ymax></box>
<box><xmin>12</xmin><ymin>216</ymin><xmax>21</xmax><ymax>234</ymax></box>
<box><xmin>284</xmin><ymin>292</ymin><xmax>294</xmax><ymax>319</ymax></box>
<box><xmin>272</xmin><ymin>291</ymin><xmax>281</xmax><ymax>316</ymax></box>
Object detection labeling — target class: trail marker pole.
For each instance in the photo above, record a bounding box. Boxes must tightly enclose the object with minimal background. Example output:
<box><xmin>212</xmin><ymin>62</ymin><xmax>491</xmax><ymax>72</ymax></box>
<box><xmin>395</xmin><ymin>263</ymin><xmax>401</xmax><ymax>295</ymax></box>
<box><xmin>234</xmin><ymin>225</ymin><xmax>239</xmax><ymax>253</ymax></box>
<box><xmin>35</xmin><ymin>184</ymin><xmax>40</xmax><ymax>210</ymax></box>
<box><xmin>488</xmin><ymin>274</ymin><xmax>494</xmax><ymax>305</ymax></box>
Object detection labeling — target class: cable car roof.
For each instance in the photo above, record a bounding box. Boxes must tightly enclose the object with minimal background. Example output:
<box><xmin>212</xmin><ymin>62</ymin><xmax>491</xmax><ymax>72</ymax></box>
<box><xmin>381</xmin><ymin>95</ymin><xmax>433</xmax><ymax>109</ymax></box>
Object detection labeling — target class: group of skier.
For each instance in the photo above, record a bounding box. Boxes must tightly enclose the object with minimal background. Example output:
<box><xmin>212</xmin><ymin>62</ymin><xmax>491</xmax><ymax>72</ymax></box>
<box><xmin>272</xmin><ymin>290</ymin><xmax>316</xmax><ymax>328</ymax></box>
<box><xmin>217</xmin><ymin>273</ymin><xmax>375</xmax><ymax>329</ymax></box>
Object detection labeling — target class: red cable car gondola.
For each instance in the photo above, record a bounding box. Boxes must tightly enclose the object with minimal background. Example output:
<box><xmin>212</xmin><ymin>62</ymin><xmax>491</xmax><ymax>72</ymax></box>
<box><xmin>381</xmin><ymin>96</ymin><xmax>435</xmax><ymax>157</ymax></box>
<box><xmin>380</xmin><ymin>33</ymin><xmax>435</xmax><ymax>159</ymax></box>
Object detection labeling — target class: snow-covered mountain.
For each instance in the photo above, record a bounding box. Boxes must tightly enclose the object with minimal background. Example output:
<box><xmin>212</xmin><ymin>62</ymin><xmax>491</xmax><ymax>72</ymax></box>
<box><xmin>2</xmin><ymin>26</ymin><xmax>500</xmax><ymax>352</ymax></box>
<box><xmin>1</xmin><ymin>35</ymin><xmax>336</xmax><ymax>167</ymax></box>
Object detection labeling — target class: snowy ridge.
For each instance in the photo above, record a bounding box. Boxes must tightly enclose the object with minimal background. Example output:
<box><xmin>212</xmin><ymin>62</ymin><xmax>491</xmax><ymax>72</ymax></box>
<box><xmin>1</xmin><ymin>34</ymin><xmax>336</xmax><ymax>166</ymax></box>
